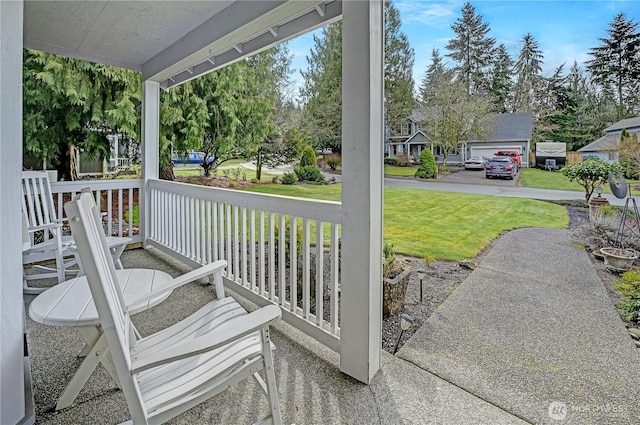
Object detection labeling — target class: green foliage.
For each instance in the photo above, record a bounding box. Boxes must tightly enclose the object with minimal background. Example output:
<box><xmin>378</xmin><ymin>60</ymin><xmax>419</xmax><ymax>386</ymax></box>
<box><xmin>615</xmin><ymin>270</ymin><xmax>640</xmax><ymax>323</ymax></box>
<box><xmin>561</xmin><ymin>158</ymin><xmax>623</xmax><ymax>201</ymax></box>
<box><xmin>300</xmin><ymin>145</ymin><xmax>318</xmax><ymax>167</ymax></box>
<box><xmin>294</xmin><ymin>165</ymin><xmax>325</xmax><ymax>183</ymax></box>
<box><xmin>250</xmin><ymin>177</ymin><xmax>259</xmax><ymax>184</ymax></box>
<box><xmin>280</xmin><ymin>172</ymin><xmax>298</xmax><ymax>185</ymax></box>
<box><xmin>438</xmin><ymin>164</ymin><xmax>451</xmax><ymax>173</ymax></box>
<box><xmin>383</xmin><ymin>242</ymin><xmax>398</xmax><ymax>278</ymax></box>
<box><xmin>23</xmin><ymin>50</ymin><xmax>141</xmax><ymax>180</ymax></box>
<box><xmin>619</xmin><ymin>129</ymin><xmax>640</xmax><ymax>179</ymax></box>
<box><xmin>415</xmin><ymin>149</ymin><xmax>437</xmax><ymax>179</ymax></box>
<box><xmin>325</xmin><ymin>154</ymin><xmax>341</xmax><ymax>171</ymax></box>
<box><xmin>384</xmin><ymin>157</ymin><xmax>399</xmax><ymax>166</ymax></box>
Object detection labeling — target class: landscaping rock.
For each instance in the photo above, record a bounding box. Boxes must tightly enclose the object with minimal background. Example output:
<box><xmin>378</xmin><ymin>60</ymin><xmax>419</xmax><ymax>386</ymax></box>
<box><xmin>383</xmin><ymin>269</ymin><xmax>411</xmax><ymax>318</ymax></box>
<box><xmin>628</xmin><ymin>328</ymin><xmax>640</xmax><ymax>340</ymax></box>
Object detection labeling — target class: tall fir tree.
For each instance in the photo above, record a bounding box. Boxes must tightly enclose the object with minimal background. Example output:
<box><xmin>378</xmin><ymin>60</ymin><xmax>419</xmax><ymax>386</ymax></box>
<box><xmin>384</xmin><ymin>0</ymin><xmax>416</xmax><ymax>133</ymax></box>
<box><xmin>299</xmin><ymin>22</ymin><xmax>343</xmax><ymax>152</ymax></box>
<box><xmin>587</xmin><ymin>13</ymin><xmax>640</xmax><ymax>119</ymax></box>
<box><xmin>445</xmin><ymin>2</ymin><xmax>496</xmax><ymax>96</ymax></box>
<box><xmin>418</xmin><ymin>49</ymin><xmax>453</xmax><ymax>104</ymax></box>
<box><xmin>512</xmin><ymin>33</ymin><xmax>544</xmax><ymax>113</ymax></box>
<box><xmin>487</xmin><ymin>43</ymin><xmax>514</xmax><ymax>113</ymax></box>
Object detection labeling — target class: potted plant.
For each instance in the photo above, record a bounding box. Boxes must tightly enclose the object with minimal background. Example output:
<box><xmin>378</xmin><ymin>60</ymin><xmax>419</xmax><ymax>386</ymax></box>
<box><xmin>600</xmin><ymin>247</ymin><xmax>638</xmax><ymax>272</ymax></box>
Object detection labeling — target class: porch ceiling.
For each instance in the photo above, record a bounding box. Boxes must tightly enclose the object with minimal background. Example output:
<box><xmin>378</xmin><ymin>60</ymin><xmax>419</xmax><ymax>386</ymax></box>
<box><xmin>24</xmin><ymin>0</ymin><xmax>341</xmax><ymax>88</ymax></box>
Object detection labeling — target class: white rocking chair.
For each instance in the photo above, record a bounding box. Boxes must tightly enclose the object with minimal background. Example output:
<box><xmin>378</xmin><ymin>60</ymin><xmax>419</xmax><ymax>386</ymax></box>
<box><xmin>64</xmin><ymin>193</ymin><xmax>283</xmax><ymax>425</ymax></box>
<box><xmin>22</xmin><ymin>171</ymin><xmax>131</xmax><ymax>294</ymax></box>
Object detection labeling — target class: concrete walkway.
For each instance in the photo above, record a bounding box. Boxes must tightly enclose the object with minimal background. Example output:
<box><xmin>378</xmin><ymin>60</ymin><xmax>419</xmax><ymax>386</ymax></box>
<box><xmin>398</xmin><ymin>228</ymin><xmax>640</xmax><ymax>424</ymax></box>
<box><xmin>26</xmin><ymin>228</ymin><xmax>640</xmax><ymax>424</ymax></box>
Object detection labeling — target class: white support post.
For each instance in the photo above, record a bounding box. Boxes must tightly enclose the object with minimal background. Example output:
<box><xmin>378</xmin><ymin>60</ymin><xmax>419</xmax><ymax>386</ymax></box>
<box><xmin>0</xmin><ymin>1</ymin><xmax>29</xmax><ymax>423</ymax></box>
<box><xmin>339</xmin><ymin>0</ymin><xmax>384</xmax><ymax>384</ymax></box>
<box><xmin>141</xmin><ymin>80</ymin><xmax>160</xmax><ymax>247</ymax></box>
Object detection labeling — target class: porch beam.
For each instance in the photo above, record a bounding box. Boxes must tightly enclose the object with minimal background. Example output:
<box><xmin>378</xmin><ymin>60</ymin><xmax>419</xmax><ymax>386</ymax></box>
<box><xmin>0</xmin><ymin>1</ymin><xmax>29</xmax><ymax>423</ymax></box>
<box><xmin>141</xmin><ymin>80</ymin><xmax>160</xmax><ymax>247</ymax></box>
<box><xmin>339</xmin><ymin>0</ymin><xmax>384</xmax><ymax>384</ymax></box>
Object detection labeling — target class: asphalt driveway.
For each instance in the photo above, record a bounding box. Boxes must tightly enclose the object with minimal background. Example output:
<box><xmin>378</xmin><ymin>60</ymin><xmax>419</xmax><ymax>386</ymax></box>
<box><xmin>438</xmin><ymin>168</ymin><xmax>519</xmax><ymax>186</ymax></box>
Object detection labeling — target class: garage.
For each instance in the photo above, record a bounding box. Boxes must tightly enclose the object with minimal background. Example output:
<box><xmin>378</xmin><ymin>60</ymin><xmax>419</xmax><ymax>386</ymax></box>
<box><xmin>470</xmin><ymin>146</ymin><xmax>522</xmax><ymax>160</ymax></box>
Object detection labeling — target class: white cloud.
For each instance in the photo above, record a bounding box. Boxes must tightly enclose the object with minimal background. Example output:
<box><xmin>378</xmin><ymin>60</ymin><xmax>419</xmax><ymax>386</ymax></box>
<box><xmin>395</xmin><ymin>0</ymin><xmax>462</xmax><ymax>27</ymax></box>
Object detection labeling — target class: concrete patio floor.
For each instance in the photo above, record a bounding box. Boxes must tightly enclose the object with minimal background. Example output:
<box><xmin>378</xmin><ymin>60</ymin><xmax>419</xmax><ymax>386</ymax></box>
<box><xmin>24</xmin><ymin>228</ymin><xmax>640</xmax><ymax>424</ymax></box>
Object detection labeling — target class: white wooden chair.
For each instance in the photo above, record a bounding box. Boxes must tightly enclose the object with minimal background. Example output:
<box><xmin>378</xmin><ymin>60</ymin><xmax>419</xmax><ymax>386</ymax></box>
<box><xmin>21</xmin><ymin>171</ymin><xmax>131</xmax><ymax>294</ymax></box>
<box><xmin>64</xmin><ymin>192</ymin><xmax>283</xmax><ymax>425</ymax></box>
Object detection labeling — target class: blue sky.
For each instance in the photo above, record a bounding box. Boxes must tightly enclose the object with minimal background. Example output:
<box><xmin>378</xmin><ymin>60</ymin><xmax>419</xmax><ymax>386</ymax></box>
<box><xmin>286</xmin><ymin>0</ymin><xmax>640</xmax><ymax>95</ymax></box>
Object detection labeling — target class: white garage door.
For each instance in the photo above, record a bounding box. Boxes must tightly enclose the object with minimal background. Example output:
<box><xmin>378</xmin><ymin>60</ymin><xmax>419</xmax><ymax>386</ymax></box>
<box><xmin>471</xmin><ymin>146</ymin><xmax>523</xmax><ymax>160</ymax></box>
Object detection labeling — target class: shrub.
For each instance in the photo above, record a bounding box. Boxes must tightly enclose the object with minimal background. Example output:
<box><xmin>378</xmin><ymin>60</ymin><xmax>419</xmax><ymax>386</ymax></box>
<box><xmin>280</xmin><ymin>172</ymin><xmax>298</xmax><ymax>185</ymax></box>
<box><xmin>383</xmin><ymin>242</ymin><xmax>398</xmax><ymax>278</ymax></box>
<box><xmin>561</xmin><ymin>158</ymin><xmax>623</xmax><ymax>202</ymax></box>
<box><xmin>415</xmin><ymin>149</ymin><xmax>437</xmax><ymax>179</ymax></box>
<box><xmin>294</xmin><ymin>165</ymin><xmax>325</xmax><ymax>182</ymax></box>
<box><xmin>326</xmin><ymin>154</ymin><xmax>341</xmax><ymax>171</ymax></box>
<box><xmin>438</xmin><ymin>164</ymin><xmax>451</xmax><ymax>173</ymax></box>
<box><xmin>272</xmin><ymin>175</ymin><xmax>280</xmax><ymax>183</ymax></box>
<box><xmin>300</xmin><ymin>145</ymin><xmax>317</xmax><ymax>167</ymax></box>
<box><xmin>228</xmin><ymin>180</ymin><xmax>238</xmax><ymax>188</ymax></box>
<box><xmin>384</xmin><ymin>157</ymin><xmax>398</xmax><ymax>166</ymax></box>
<box><xmin>250</xmin><ymin>177</ymin><xmax>259</xmax><ymax>184</ymax></box>
<box><xmin>578</xmin><ymin>212</ymin><xmax>640</xmax><ymax>251</ymax></box>
<box><xmin>615</xmin><ymin>270</ymin><xmax>640</xmax><ymax>323</ymax></box>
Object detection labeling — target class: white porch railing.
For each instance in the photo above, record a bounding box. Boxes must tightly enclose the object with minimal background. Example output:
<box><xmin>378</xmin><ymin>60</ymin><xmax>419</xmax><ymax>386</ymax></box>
<box><xmin>147</xmin><ymin>179</ymin><xmax>343</xmax><ymax>351</ymax></box>
<box><xmin>50</xmin><ymin>179</ymin><xmax>142</xmax><ymax>243</ymax></box>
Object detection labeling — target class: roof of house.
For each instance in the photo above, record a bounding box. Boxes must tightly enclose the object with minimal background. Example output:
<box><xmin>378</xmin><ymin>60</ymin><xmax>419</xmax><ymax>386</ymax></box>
<box><xmin>465</xmin><ymin>112</ymin><xmax>533</xmax><ymax>142</ymax></box>
<box><xmin>578</xmin><ymin>133</ymin><xmax>620</xmax><ymax>152</ymax></box>
<box><xmin>604</xmin><ymin>117</ymin><xmax>640</xmax><ymax>133</ymax></box>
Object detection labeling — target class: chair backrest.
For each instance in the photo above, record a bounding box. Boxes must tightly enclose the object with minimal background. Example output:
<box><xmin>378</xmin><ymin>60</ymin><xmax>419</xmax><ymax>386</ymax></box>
<box><xmin>22</xmin><ymin>171</ymin><xmax>58</xmax><ymax>231</ymax></box>
<box><xmin>64</xmin><ymin>193</ymin><xmax>147</xmax><ymax>420</ymax></box>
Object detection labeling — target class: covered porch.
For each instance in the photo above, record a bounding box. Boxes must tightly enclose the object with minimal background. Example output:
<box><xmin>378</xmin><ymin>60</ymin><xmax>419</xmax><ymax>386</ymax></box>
<box><xmin>2</xmin><ymin>1</ymin><xmax>383</xmax><ymax>423</ymax></box>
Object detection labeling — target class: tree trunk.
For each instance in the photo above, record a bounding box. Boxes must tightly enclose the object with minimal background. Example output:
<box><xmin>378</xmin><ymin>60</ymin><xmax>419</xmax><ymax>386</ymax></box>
<box><xmin>159</xmin><ymin>162</ymin><xmax>175</xmax><ymax>181</ymax></box>
<box><xmin>69</xmin><ymin>145</ymin><xmax>79</xmax><ymax>181</ymax></box>
<box><xmin>256</xmin><ymin>153</ymin><xmax>262</xmax><ymax>181</ymax></box>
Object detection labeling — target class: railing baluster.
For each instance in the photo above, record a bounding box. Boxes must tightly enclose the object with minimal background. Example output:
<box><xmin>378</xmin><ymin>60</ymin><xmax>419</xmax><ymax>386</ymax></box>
<box><xmin>233</xmin><ymin>205</ymin><xmax>239</xmax><ymax>282</ymax></box>
<box><xmin>268</xmin><ymin>212</ymin><xmax>275</xmax><ymax>301</ymax></box>
<box><xmin>249</xmin><ymin>209</ymin><xmax>256</xmax><ymax>292</ymax></box>
<box><xmin>241</xmin><ymin>207</ymin><xmax>247</xmax><ymax>287</ymax></box>
<box><xmin>226</xmin><ymin>204</ymin><xmax>232</xmax><ymax>279</ymax></box>
<box><xmin>278</xmin><ymin>214</ymin><xmax>286</xmax><ymax>307</ymax></box>
<box><xmin>316</xmin><ymin>221</ymin><xmax>324</xmax><ymax>326</ymax></box>
<box><xmin>259</xmin><ymin>210</ymin><xmax>265</xmax><ymax>297</ymax></box>
<box><xmin>302</xmin><ymin>218</ymin><xmax>310</xmax><ymax>319</ymax></box>
<box><xmin>330</xmin><ymin>223</ymin><xmax>340</xmax><ymax>334</ymax></box>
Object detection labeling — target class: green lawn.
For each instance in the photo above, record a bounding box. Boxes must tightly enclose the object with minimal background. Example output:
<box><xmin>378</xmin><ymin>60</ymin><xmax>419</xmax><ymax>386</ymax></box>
<box><xmin>519</xmin><ymin>167</ymin><xmax>639</xmax><ymax>194</ymax></box>
<box><xmin>384</xmin><ymin>166</ymin><xmax>417</xmax><ymax>176</ymax></box>
<box><xmin>173</xmin><ymin>165</ymin><xmax>276</xmax><ymax>181</ymax></box>
<box><xmin>246</xmin><ymin>183</ymin><xmax>568</xmax><ymax>260</ymax></box>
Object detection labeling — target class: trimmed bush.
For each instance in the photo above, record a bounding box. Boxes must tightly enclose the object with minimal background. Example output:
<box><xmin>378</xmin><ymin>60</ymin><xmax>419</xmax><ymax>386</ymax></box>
<box><xmin>294</xmin><ymin>165</ymin><xmax>325</xmax><ymax>182</ymax></box>
<box><xmin>281</xmin><ymin>172</ymin><xmax>298</xmax><ymax>185</ymax></box>
<box><xmin>615</xmin><ymin>270</ymin><xmax>640</xmax><ymax>323</ymax></box>
<box><xmin>384</xmin><ymin>157</ymin><xmax>398</xmax><ymax>166</ymax></box>
<box><xmin>300</xmin><ymin>145</ymin><xmax>317</xmax><ymax>167</ymax></box>
<box><xmin>415</xmin><ymin>149</ymin><xmax>437</xmax><ymax>179</ymax></box>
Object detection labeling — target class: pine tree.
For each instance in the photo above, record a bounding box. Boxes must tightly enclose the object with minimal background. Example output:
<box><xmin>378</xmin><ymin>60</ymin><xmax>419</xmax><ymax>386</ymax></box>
<box><xmin>587</xmin><ymin>13</ymin><xmax>640</xmax><ymax>119</ymax></box>
<box><xmin>487</xmin><ymin>43</ymin><xmax>514</xmax><ymax>113</ymax></box>
<box><xmin>300</xmin><ymin>22</ymin><xmax>343</xmax><ymax>153</ymax></box>
<box><xmin>385</xmin><ymin>1</ymin><xmax>416</xmax><ymax>133</ymax></box>
<box><xmin>512</xmin><ymin>33</ymin><xmax>544</xmax><ymax>113</ymax></box>
<box><xmin>445</xmin><ymin>2</ymin><xmax>496</xmax><ymax>96</ymax></box>
<box><xmin>418</xmin><ymin>49</ymin><xmax>453</xmax><ymax>104</ymax></box>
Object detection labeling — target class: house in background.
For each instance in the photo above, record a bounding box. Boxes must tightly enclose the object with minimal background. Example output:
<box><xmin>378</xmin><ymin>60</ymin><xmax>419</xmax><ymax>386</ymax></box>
<box><xmin>384</xmin><ymin>111</ymin><xmax>533</xmax><ymax>166</ymax></box>
<box><xmin>578</xmin><ymin>116</ymin><xmax>640</xmax><ymax>162</ymax></box>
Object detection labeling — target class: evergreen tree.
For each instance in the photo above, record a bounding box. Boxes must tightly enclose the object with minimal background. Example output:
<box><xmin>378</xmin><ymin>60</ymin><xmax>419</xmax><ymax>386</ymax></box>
<box><xmin>418</xmin><ymin>49</ymin><xmax>453</xmax><ymax>104</ymax></box>
<box><xmin>384</xmin><ymin>1</ymin><xmax>416</xmax><ymax>132</ymax></box>
<box><xmin>299</xmin><ymin>22</ymin><xmax>343</xmax><ymax>153</ymax></box>
<box><xmin>512</xmin><ymin>33</ymin><xmax>544</xmax><ymax>113</ymax></box>
<box><xmin>488</xmin><ymin>43</ymin><xmax>514</xmax><ymax>113</ymax></box>
<box><xmin>587</xmin><ymin>13</ymin><xmax>640</xmax><ymax>119</ymax></box>
<box><xmin>445</xmin><ymin>2</ymin><xmax>496</xmax><ymax>96</ymax></box>
<box><xmin>23</xmin><ymin>50</ymin><xmax>141</xmax><ymax>180</ymax></box>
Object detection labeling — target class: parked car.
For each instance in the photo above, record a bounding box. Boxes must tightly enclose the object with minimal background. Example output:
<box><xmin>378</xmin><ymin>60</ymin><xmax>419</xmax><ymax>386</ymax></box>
<box><xmin>171</xmin><ymin>151</ymin><xmax>215</xmax><ymax>165</ymax></box>
<box><xmin>494</xmin><ymin>150</ymin><xmax>521</xmax><ymax>170</ymax></box>
<box><xmin>464</xmin><ymin>156</ymin><xmax>488</xmax><ymax>170</ymax></box>
<box><xmin>485</xmin><ymin>157</ymin><xmax>517</xmax><ymax>180</ymax></box>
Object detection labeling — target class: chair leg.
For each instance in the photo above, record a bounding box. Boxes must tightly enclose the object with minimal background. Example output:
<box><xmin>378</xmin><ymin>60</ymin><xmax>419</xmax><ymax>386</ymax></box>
<box><xmin>260</xmin><ymin>328</ymin><xmax>282</xmax><ymax>425</ymax></box>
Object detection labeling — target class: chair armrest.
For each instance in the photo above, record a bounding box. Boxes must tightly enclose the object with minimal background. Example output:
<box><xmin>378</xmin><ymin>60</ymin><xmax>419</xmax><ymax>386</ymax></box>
<box><xmin>125</xmin><ymin>260</ymin><xmax>227</xmax><ymax>308</ymax></box>
<box><xmin>131</xmin><ymin>304</ymin><xmax>281</xmax><ymax>374</ymax></box>
<box><xmin>26</xmin><ymin>222</ymin><xmax>63</xmax><ymax>233</ymax></box>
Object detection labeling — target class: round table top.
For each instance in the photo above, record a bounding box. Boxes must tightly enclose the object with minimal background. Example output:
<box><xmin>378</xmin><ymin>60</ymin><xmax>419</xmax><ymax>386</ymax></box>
<box><xmin>29</xmin><ymin>268</ymin><xmax>173</xmax><ymax>327</ymax></box>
